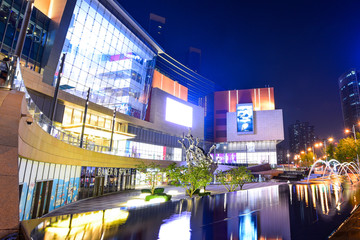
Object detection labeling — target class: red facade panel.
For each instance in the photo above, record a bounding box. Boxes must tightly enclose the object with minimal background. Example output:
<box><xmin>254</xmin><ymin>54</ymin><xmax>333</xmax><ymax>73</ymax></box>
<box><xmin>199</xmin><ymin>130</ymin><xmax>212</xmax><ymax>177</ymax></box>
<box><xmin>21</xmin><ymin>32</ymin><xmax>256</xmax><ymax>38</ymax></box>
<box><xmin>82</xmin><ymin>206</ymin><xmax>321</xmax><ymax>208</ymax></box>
<box><xmin>213</xmin><ymin>87</ymin><xmax>275</xmax><ymax>142</ymax></box>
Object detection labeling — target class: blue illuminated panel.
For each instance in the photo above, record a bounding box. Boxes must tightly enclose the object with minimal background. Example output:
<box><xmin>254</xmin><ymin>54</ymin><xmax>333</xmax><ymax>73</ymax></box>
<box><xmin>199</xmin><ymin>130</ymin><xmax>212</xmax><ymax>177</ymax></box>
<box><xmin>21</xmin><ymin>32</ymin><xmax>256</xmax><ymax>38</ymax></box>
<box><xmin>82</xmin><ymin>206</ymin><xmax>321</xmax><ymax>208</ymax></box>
<box><xmin>236</xmin><ymin>103</ymin><xmax>254</xmax><ymax>134</ymax></box>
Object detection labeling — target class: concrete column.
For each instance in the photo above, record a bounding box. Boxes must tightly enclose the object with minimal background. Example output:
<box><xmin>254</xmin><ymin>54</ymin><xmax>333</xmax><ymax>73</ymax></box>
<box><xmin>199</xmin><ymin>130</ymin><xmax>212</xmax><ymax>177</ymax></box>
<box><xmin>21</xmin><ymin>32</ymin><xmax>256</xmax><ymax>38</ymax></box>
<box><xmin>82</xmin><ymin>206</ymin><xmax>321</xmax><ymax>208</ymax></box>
<box><xmin>0</xmin><ymin>90</ymin><xmax>24</xmax><ymax>238</ymax></box>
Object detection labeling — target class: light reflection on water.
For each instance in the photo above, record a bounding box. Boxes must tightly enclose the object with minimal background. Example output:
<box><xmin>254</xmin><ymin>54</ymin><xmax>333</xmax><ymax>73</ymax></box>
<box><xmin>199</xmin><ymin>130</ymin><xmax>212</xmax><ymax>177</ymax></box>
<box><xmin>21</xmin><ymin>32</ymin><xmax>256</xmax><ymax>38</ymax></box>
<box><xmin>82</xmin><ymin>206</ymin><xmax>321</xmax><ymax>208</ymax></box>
<box><xmin>29</xmin><ymin>181</ymin><xmax>360</xmax><ymax>240</ymax></box>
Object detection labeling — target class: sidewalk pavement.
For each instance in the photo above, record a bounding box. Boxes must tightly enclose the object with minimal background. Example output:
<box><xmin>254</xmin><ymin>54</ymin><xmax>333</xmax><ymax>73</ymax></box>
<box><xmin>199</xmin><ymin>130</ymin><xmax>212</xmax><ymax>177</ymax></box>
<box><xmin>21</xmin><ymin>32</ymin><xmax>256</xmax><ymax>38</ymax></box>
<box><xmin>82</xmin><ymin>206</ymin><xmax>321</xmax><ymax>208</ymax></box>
<box><xmin>43</xmin><ymin>181</ymin><xmax>285</xmax><ymax>218</ymax></box>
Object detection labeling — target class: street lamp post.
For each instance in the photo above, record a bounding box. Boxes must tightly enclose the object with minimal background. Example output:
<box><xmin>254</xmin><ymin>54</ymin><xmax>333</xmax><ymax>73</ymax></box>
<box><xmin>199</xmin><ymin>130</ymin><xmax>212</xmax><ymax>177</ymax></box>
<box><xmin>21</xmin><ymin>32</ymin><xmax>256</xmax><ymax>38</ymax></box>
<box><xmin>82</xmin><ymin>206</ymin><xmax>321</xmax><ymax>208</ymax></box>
<box><xmin>286</xmin><ymin>153</ymin><xmax>290</xmax><ymax>171</ymax></box>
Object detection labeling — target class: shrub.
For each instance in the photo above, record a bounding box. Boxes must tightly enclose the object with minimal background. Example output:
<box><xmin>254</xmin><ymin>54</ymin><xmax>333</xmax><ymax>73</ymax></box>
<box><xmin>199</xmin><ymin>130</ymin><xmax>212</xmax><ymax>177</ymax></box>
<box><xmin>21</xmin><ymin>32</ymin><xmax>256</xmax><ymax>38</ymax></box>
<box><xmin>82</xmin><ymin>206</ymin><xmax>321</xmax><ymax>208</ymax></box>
<box><xmin>145</xmin><ymin>194</ymin><xmax>172</xmax><ymax>202</ymax></box>
<box><xmin>141</xmin><ymin>189</ymin><xmax>152</xmax><ymax>194</ymax></box>
<box><xmin>154</xmin><ymin>188</ymin><xmax>164</xmax><ymax>194</ymax></box>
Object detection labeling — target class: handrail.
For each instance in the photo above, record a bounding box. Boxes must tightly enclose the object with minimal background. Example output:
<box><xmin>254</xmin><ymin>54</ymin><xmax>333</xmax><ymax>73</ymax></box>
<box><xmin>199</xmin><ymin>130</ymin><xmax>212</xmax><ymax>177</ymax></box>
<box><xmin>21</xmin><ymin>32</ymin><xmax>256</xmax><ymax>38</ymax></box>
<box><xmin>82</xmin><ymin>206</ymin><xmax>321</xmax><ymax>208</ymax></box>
<box><xmin>12</xmin><ymin>58</ymin><xmax>181</xmax><ymax>161</ymax></box>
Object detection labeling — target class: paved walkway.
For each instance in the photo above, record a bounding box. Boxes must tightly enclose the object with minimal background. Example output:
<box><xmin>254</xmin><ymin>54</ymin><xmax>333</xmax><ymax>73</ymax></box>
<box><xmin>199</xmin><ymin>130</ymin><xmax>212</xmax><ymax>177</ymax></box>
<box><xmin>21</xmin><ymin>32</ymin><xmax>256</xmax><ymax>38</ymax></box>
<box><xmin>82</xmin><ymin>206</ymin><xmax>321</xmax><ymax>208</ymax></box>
<box><xmin>330</xmin><ymin>205</ymin><xmax>360</xmax><ymax>239</ymax></box>
<box><xmin>43</xmin><ymin>181</ymin><xmax>285</xmax><ymax>218</ymax></box>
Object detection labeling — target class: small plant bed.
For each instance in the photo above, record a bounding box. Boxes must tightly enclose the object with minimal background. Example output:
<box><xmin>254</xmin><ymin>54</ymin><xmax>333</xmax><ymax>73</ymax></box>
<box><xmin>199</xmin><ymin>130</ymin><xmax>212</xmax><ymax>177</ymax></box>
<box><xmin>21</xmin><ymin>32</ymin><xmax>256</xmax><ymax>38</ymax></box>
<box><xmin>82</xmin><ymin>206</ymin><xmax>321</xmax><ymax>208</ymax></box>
<box><xmin>145</xmin><ymin>193</ymin><xmax>172</xmax><ymax>202</ymax></box>
<box><xmin>154</xmin><ymin>188</ymin><xmax>164</xmax><ymax>194</ymax></box>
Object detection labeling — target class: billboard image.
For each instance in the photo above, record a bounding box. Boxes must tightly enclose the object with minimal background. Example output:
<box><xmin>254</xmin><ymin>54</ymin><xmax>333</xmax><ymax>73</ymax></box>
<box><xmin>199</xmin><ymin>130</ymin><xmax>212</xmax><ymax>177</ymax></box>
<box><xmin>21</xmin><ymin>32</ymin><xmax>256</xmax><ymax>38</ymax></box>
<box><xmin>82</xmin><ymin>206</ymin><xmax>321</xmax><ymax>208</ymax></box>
<box><xmin>211</xmin><ymin>153</ymin><xmax>237</xmax><ymax>163</ymax></box>
<box><xmin>237</xmin><ymin>103</ymin><xmax>254</xmax><ymax>134</ymax></box>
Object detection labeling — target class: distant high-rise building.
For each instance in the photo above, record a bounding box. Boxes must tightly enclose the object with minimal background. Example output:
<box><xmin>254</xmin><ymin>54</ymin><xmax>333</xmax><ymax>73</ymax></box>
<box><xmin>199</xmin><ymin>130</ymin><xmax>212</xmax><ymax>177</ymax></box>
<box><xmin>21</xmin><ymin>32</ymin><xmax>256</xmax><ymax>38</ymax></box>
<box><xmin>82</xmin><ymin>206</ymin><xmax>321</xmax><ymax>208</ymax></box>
<box><xmin>276</xmin><ymin>141</ymin><xmax>287</xmax><ymax>164</ymax></box>
<box><xmin>339</xmin><ymin>69</ymin><xmax>360</xmax><ymax>129</ymax></box>
<box><xmin>148</xmin><ymin>13</ymin><xmax>166</xmax><ymax>46</ymax></box>
<box><xmin>187</xmin><ymin>47</ymin><xmax>201</xmax><ymax>73</ymax></box>
<box><xmin>288</xmin><ymin>121</ymin><xmax>315</xmax><ymax>154</ymax></box>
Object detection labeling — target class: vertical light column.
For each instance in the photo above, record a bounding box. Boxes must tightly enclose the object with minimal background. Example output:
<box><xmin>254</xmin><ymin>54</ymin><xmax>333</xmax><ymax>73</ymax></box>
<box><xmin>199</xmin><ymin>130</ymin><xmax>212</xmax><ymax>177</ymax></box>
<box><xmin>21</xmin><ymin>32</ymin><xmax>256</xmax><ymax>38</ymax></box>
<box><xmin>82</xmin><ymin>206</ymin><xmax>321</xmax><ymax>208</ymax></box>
<box><xmin>228</xmin><ymin>90</ymin><xmax>231</xmax><ymax>112</ymax></box>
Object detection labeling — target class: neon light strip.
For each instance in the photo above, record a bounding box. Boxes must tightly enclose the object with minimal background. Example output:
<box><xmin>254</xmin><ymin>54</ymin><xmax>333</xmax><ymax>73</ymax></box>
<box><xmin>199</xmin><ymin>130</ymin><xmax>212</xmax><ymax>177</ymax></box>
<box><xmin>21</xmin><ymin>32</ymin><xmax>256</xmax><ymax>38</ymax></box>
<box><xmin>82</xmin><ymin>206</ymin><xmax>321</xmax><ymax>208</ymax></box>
<box><xmin>254</xmin><ymin>89</ymin><xmax>257</xmax><ymax>109</ymax></box>
<box><xmin>228</xmin><ymin>91</ymin><xmax>231</xmax><ymax>112</ymax></box>
<box><xmin>268</xmin><ymin>87</ymin><xmax>271</xmax><ymax>109</ymax></box>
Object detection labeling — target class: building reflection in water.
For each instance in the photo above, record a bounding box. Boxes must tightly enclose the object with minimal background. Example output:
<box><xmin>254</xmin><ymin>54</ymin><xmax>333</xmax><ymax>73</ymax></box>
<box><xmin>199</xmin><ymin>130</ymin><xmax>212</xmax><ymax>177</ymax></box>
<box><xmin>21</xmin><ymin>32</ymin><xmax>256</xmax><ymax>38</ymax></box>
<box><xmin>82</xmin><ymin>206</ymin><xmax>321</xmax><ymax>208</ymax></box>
<box><xmin>31</xmin><ymin>208</ymin><xmax>129</xmax><ymax>239</ymax></box>
<box><xmin>158</xmin><ymin>211</ymin><xmax>191</xmax><ymax>240</ymax></box>
<box><xmin>29</xmin><ymin>181</ymin><xmax>360</xmax><ymax>240</ymax></box>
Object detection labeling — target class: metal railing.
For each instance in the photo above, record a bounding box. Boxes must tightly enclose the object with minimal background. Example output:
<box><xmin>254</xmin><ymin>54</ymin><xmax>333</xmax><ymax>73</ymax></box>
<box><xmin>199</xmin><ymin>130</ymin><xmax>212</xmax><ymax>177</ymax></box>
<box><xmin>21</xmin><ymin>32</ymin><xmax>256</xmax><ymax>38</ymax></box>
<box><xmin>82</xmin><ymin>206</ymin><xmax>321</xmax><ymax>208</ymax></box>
<box><xmin>12</xmin><ymin>59</ymin><xmax>179</xmax><ymax>161</ymax></box>
<box><xmin>13</xmin><ymin>59</ymin><xmax>111</xmax><ymax>152</ymax></box>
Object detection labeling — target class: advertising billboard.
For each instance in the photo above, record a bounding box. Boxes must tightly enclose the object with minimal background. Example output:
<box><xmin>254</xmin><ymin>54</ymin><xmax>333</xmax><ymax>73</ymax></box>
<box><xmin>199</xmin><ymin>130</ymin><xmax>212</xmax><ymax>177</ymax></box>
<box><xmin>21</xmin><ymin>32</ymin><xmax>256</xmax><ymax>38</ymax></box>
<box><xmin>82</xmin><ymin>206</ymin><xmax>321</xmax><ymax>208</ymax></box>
<box><xmin>210</xmin><ymin>153</ymin><xmax>237</xmax><ymax>163</ymax></box>
<box><xmin>165</xmin><ymin>97</ymin><xmax>193</xmax><ymax>127</ymax></box>
<box><xmin>236</xmin><ymin>103</ymin><xmax>254</xmax><ymax>134</ymax></box>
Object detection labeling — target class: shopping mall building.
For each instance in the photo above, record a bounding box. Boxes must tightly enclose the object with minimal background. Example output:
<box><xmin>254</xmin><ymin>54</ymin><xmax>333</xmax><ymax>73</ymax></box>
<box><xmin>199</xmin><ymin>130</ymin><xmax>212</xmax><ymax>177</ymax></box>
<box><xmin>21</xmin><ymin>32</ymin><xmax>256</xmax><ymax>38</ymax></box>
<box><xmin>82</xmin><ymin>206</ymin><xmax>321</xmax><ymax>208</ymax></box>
<box><xmin>0</xmin><ymin>0</ymin><xmax>283</xmax><ymax>236</ymax></box>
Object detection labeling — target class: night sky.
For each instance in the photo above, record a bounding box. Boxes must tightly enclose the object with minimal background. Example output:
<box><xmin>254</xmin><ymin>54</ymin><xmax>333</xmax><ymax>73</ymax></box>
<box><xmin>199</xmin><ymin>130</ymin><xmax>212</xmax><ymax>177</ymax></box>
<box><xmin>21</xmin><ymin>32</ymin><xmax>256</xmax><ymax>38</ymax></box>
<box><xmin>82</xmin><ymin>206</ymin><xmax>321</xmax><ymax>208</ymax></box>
<box><xmin>119</xmin><ymin>0</ymin><xmax>360</xmax><ymax>142</ymax></box>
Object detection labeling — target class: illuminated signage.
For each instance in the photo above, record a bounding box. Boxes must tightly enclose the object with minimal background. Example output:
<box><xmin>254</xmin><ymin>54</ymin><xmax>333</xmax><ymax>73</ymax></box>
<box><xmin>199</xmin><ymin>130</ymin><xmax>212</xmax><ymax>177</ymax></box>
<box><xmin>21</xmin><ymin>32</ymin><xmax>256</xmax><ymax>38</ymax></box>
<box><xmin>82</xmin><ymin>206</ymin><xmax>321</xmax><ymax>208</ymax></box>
<box><xmin>165</xmin><ymin>97</ymin><xmax>193</xmax><ymax>127</ymax></box>
<box><xmin>210</xmin><ymin>153</ymin><xmax>237</xmax><ymax>163</ymax></box>
<box><xmin>237</xmin><ymin>103</ymin><xmax>254</xmax><ymax>134</ymax></box>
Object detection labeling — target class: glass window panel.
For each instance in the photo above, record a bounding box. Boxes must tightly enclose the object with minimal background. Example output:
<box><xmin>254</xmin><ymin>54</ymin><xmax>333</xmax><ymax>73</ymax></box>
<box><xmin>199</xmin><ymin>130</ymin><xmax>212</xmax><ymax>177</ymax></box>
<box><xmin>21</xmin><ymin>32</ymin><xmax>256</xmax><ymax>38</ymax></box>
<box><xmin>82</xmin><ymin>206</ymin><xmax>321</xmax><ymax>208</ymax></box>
<box><xmin>63</xmin><ymin>107</ymin><xmax>73</xmax><ymax>125</ymax></box>
<box><xmin>73</xmin><ymin>109</ymin><xmax>82</xmax><ymax>124</ymax></box>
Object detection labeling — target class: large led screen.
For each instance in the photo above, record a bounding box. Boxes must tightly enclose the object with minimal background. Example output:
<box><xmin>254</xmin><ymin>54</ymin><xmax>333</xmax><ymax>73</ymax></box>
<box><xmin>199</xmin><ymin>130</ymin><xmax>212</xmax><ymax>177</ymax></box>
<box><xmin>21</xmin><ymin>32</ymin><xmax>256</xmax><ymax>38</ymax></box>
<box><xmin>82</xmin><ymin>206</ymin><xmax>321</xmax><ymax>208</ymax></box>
<box><xmin>166</xmin><ymin>97</ymin><xmax>193</xmax><ymax>127</ymax></box>
<box><xmin>237</xmin><ymin>103</ymin><xmax>254</xmax><ymax>134</ymax></box>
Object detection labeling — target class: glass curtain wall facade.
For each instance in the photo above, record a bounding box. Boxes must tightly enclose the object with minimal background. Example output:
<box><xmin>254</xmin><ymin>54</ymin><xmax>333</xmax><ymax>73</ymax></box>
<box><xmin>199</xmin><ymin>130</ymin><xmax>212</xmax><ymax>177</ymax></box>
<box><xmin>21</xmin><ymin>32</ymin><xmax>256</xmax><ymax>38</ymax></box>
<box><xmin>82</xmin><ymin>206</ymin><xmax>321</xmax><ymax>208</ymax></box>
<box><xmin>213</xmin><ymin>141</ymin><xmax>277</xmax><ymax>165</ymax></box>
<box><xmin>58</xmin><ymin>0</ymin><xmax>157</xmax><ymax>119</ymax></box>
<box><xmin>155</xmin><ymin>53</ymin><xmax>215</xmax><ymax>106</ymax></box>
<box><xmin>0</xmin><ymin>0</ymin><xmax>50</xmax><ymax>72</ymax></box>
<box><xmin>339</xmin><ymin>69</ymin><xmax>360</xmax><ymax>130</ymax></box>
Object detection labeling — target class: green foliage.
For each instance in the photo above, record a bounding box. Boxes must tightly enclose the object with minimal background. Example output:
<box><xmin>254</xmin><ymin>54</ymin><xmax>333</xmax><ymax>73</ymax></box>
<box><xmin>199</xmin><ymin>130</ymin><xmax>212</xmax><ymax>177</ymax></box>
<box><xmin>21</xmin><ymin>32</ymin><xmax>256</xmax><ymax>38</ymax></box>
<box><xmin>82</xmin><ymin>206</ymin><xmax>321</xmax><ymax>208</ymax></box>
<box><xmin>298</xmin><ymin>152</ymin><xmax>316</xmax><ymax>167</ymax></box>
<box><xmin>141</xmin><ymin>189</ymin><xmax>151</xmax><ymax>194</ymax></box>
<box><xmin>145</xmin><ymin>194</ymin><xmax>172</xmax><ymax>202</ymax></box>
<box><xmin>326</xmin><ymin>143</ymin><xmax>335</xmax><ymax>160</ymax></box>
<box><xmin>136</xmin><ymin>162</ymin><xmax>164</xmax><ymax>195</ymax></box>
<box><xmin>216</xmin><ymin>166</ymin><xmax>254</xmax><ymax>192</ymax></box>
<box><xmin>165</xmin><ymin>164</ymin><xmax>212</xmax><ymax>197</ymax></box>
<box><xmin>335</xmin><ymin>137</ymin><xmax>358</xmax><ymax>162</ymax></box>
<box><xmin>154</xmin><ymin>188</ymin><xmax>164</xmax><ymax>194</ymax></box>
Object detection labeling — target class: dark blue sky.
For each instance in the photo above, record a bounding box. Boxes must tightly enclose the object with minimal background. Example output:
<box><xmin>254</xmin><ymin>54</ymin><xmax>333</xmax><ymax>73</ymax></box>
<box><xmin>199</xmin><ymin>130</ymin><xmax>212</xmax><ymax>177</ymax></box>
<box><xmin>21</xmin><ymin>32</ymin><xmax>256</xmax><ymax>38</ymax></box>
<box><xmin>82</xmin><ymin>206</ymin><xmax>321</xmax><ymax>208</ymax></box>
<box><xmin>120</xmin><ymin>0</ymin><xmax>360</xmax><ymax>141</ymax></box>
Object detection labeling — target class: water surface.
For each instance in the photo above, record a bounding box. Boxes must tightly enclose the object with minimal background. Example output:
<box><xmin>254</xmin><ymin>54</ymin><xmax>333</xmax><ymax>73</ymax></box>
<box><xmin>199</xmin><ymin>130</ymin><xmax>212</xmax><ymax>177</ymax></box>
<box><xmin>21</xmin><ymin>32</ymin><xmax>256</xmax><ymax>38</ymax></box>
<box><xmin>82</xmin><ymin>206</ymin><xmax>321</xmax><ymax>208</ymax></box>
<box><xmin>29</xmin><ymin>180</ymin><xmax>360</xmax><ymax>240</ymax></box>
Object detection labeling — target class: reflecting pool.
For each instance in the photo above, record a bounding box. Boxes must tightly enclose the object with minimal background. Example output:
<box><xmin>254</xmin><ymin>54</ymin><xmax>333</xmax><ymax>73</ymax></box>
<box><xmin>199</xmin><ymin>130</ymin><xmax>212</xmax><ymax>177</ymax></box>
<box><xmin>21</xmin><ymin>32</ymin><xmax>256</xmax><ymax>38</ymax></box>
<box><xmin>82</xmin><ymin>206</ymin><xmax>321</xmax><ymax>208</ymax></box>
<box><xmin>28</xmin><ymin>180</ymin><xmax>360</xmax><ymax>240</ymax></box>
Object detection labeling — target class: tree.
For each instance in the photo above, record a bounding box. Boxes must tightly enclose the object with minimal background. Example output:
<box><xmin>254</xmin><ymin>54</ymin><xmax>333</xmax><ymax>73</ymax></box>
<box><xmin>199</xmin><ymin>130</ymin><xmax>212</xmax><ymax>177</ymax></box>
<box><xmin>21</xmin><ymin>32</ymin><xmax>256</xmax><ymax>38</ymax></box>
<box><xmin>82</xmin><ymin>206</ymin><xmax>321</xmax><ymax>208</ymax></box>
<box><xmin>166</xmin><ymin>163</ymin><xmax>212</xmax><ymax>197</ymax></box>
<box><xmin>216</xmin><ymin>166</ymin><xmax>254</xmax><ymax>192</ymax></box>
<box><xmin>298</xmin><ymin>152</ymin><xmax>315</xmax><ymax>167</ymax></box>
<box><xmin>335</xmin><ymin>137</ymin><xmax>358</xmax><ymax>163</ymax></box>
<box><xmin>165</xmin><ymin>130</ymin><xmax>216</xmax><ymax>197</ymax></box>
<box><xmin>326</xmin><ymin>143</ymin><xmax>335</xmax><ymax>160</ymax></box>
<box><xmin>136</xmin><ymin>162</ymin><xmax>163</xmax><ymax>195</ymax></box>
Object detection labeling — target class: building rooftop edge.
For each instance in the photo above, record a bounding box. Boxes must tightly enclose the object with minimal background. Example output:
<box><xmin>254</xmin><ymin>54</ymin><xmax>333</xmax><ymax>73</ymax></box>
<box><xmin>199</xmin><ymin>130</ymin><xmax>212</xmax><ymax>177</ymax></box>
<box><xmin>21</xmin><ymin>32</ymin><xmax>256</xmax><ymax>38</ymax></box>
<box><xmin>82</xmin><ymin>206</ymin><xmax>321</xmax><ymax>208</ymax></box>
<box><xmin>109</xmin><ymin>0</ymin><xmax>165</xmax><ymax>54</ymax></box>
<box><xmin>158</xmin><ymin>53</ymin><xmax>215</xmax><ymax>84</ymax></box>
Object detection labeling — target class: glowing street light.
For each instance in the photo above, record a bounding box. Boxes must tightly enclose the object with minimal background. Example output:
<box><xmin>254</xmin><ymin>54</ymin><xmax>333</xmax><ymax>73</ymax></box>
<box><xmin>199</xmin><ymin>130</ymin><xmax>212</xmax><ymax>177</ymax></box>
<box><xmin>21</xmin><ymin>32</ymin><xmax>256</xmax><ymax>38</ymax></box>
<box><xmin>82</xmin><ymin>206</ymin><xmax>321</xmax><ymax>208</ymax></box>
<box><xmin>287</xmin><ymin>153</ymin><xmax>290</xmax><ymax>170</ymax></box>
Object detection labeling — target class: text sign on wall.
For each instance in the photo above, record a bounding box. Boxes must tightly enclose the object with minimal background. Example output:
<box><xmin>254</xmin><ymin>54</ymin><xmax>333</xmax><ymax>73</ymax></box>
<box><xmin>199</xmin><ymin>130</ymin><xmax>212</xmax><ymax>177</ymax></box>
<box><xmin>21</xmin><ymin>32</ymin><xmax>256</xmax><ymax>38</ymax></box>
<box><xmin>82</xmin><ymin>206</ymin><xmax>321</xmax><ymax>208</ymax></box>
<box><xmin>236</xmin><ymin>103</ymin><xmax>254</xmax><ymax>134</ymax></box>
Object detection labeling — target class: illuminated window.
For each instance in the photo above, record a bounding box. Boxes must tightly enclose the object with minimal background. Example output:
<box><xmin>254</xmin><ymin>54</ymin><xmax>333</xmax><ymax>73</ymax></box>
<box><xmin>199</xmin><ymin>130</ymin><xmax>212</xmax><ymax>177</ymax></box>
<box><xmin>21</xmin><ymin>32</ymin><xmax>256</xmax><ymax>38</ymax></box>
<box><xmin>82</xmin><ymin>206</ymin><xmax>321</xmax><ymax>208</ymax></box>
<box><xmin>105</xmin><ymin>119</ymin><xmax>111</xmax><ymax>129</ymax></box>
<box><xmin>63</xmin><ymin>107</ymin><xmax>73</xmax><ymax>124</ymax></box>
<box><xmin>73</xmin><ymin>109</ymin><xmax>83</xmax><ymax>124</ymax></box>
<box><xmin>90</xmin><ymin>114</ymin><xmax>98</xmax><ymax>125</ymax></box>
<box><xmin>98</xmin><ymin>117</ymin><xmax>105</xmax><ymax>128</ymax></box>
